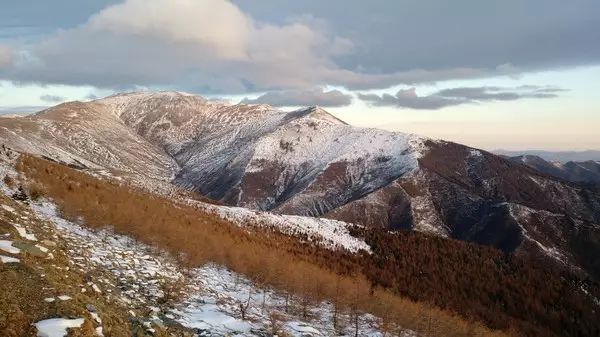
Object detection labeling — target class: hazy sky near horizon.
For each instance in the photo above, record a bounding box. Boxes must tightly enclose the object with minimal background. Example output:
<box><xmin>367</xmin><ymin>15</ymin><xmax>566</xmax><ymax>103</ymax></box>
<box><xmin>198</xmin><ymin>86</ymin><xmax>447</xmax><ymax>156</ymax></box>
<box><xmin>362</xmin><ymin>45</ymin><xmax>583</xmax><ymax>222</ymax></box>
<box><xmin>0</xmin><ymin>0</ymin><xmax>598</xmax><ymax>151</ymax></box>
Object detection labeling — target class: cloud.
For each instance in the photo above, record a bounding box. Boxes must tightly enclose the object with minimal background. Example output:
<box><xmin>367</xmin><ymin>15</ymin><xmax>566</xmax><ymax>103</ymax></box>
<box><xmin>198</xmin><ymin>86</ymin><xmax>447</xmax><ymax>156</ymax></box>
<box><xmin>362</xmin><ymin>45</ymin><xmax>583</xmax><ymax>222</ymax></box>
<box><xmin>234</xmin><ymin>1</ymin><xmax>600</xmax><ymax>75</ymax></box>
<box><xmin>0</xmin><ymin>0</ymin><xmax>355</xmax><ymax>92</ymax></box>
<box><xmin>39</xmin><ymin>94</ymin><xmax>67</xmax><ymax>103</ymax></box>
<box><xmin>359</xmin><ymin>86</ymin><xmax>564</xmax><ymax>110</ymax></box>
<box><xmin>241</xmin><ymin>88</ymin><xmax>352</xmax><ymax>107</ymax></box>
<box><xmin>358</xmin><ymin>89</ymin><xmax>461</xmax><ymax>110</ymax></box>
<box><xmin>0</xmin><ymin>0</ymin><xmax>504</xmax><ymax>93</ymax></box>
<box><xmin>0</xmin><ymin>45</ymin><xmax>12</xmax><ymax>68</ymax></box>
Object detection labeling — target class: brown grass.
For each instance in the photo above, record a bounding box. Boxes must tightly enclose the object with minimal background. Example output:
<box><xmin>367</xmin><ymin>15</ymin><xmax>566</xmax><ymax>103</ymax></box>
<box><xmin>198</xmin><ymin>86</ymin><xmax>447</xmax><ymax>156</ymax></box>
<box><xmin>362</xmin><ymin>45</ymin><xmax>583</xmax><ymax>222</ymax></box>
<box><xmin>3</xmin><ymin>175</ymin><xmax>15</xmax><ymax>189</ymax></box>
<box><xmin>26</xmin><ymin>182</ymin><xmax>45</xmax><ymax>201</ymax></box>
<box><xmin>17</xmin><ymin>154</ymin><xmax>508</xmax><ymax>337</ymax></box>
<box><xmin>0</xmin><ymin>202</ymin><xmax>132</xmax><ymax>337</ymax></box>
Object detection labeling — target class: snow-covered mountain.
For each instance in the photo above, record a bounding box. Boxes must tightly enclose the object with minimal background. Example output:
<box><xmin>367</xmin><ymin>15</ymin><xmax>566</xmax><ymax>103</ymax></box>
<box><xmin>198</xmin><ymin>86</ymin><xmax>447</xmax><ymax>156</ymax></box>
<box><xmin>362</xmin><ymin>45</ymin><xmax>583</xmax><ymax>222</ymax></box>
<box><xmin>1</xmin><ymin>91</ymin><xmax>599</xmax><ymax>279</ymax></box>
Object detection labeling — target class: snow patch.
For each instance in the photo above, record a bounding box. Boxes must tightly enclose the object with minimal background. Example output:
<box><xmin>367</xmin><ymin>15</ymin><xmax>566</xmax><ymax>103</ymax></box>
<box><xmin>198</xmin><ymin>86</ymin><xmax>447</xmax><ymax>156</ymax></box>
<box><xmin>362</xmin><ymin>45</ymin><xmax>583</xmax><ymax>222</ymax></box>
<box><xmin>0</xmin><ymin>254</ymin><xmax>20</xmax><ymax>263</ymax></box>
<box><xmin>34</xmin><ymin>318</ymin><xmax>85</xmax><ymax>337</ymax></box>
<box><xmin>12</xmin><ymin>222</ymin><xmax>38</xmax><ymax>241</ymax></box>
<box><xmin>2</xmin><ymin>204</ymin><xmax>15</xmax><ymax>212</ymax></box>
<box><xmin>28</xmin><ymin>198</ymin><xmax>410</xmax><ymax>336</ymax></box>
<box><xmin>0</xmin><ymin>240</ymin><xmax>20</xmax><ymax>254</ymax></box>
<box><xmin>202</xmin><ymin>202</ymin><xmax>370</xmax><ymax>253</ymax></box>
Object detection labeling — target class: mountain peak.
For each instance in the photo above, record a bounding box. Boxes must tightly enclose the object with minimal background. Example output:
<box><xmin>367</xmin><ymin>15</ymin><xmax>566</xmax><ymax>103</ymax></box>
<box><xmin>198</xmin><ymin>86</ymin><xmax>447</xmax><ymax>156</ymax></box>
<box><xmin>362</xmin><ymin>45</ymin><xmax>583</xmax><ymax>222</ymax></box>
<box><xmin>304</xmin><ymin>106</ymin><xmax>348</xmax><ymax>125</ymax></box>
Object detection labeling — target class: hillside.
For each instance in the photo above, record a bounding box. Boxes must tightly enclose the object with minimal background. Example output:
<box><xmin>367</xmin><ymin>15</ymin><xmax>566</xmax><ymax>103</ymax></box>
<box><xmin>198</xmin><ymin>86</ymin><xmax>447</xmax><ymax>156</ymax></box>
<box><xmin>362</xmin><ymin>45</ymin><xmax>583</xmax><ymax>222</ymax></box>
<box><xmin>1</xmin><ymin>92</ymin><xmax>599</xmax><ymax>281</ymax></box>
<box><xmin>1</xmin><ymin>147</ymin><xmax>509</xmax><ymax>337</ymax></box>
<box><xmin>6</xmin><ymin>150</ymin><xmax>600</xmax><ymax>337</ymax></box>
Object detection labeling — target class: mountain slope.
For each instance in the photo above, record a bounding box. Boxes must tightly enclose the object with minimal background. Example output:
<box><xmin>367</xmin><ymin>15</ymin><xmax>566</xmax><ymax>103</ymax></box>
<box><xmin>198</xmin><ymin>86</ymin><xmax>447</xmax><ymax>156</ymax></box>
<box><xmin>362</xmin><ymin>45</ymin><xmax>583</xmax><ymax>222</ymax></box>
<box><xmin>0</xmin><ymin>99</ymin><xmax>176</xmax><ymax>179</ymax></box>
<box><xmin>507</xmin><ymin>154</ymin><xmax>600</xmax><ymax>184</ymax></box>
<box><xmin>1</xmin><ymin>91</ymin><xmax>599</xmax><ymax>280</ymax></box>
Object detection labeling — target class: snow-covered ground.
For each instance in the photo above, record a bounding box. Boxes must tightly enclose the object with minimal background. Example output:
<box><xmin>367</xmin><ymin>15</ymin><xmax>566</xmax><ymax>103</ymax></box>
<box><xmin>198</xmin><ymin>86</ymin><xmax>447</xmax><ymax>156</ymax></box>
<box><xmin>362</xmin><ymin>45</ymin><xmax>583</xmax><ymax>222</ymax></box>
<box><xmin>27</xmin><ymin>199</ymin><xmax>411</xmax><ymax>336</ymax></box>
<box><xmin>198</xmin><ymin>201</ymin><xmax>371</xmax><ymax>253</ymax></box>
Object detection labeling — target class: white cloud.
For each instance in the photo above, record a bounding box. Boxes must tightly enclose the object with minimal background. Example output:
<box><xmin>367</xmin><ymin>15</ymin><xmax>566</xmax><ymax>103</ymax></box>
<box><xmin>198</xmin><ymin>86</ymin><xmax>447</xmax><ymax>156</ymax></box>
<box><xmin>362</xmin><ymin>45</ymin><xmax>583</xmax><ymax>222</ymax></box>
<box><xmin>88</xmin><ymin>0</ymin><xmax>251</xmax><ymax>60</ymax></box>
<box><xmin>0</xmin><ymin>0</ymin><xmax>507</xmax><ymax>93</ymax></box>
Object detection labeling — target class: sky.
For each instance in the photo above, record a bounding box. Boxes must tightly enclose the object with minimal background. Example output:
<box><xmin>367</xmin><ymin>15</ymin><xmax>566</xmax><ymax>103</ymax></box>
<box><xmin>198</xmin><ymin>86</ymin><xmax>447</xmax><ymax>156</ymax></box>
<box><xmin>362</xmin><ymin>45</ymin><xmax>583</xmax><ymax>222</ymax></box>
<box><xmin>0</xmin><ymin>0</ymin><xmax>598</xmax><ymax>151</ymax></box>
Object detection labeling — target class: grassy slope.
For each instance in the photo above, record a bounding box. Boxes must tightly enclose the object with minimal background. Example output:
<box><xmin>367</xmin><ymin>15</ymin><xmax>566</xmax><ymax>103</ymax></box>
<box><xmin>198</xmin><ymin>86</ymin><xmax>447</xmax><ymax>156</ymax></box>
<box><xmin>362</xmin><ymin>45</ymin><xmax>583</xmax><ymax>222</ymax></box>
<box><xmin>11</xmin><ymin>154</ymin><xmax>509</xmax><ymax>337</ymax></box>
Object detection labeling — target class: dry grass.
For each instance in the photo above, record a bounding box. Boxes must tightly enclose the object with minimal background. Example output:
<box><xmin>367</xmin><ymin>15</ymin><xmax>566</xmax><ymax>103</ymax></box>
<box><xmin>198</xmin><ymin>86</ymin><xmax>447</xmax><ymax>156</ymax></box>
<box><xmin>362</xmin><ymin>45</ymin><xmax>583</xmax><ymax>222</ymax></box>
<box><xmin>17</xmin><ymin>154</ymin><xmax>509</xmax><ymax>337</ymax></box>
<box><xmin>3</xmin><ymin>175</ymin><xmax>15</xmax><ymax>189</ymax></box>
<box><xmin>25</xmin><ymin>182</ymin><xmax>45</xmax><ymax>201</ymax></box>
<box><xmin>0</xmin><ymin>193</ymin><xmax>196</xmax><ymax>337</ymax></box>
<box><xmin>0</xmin><ymin>200</ymin><xmax>129</xmax><ymax>337</ymax></box>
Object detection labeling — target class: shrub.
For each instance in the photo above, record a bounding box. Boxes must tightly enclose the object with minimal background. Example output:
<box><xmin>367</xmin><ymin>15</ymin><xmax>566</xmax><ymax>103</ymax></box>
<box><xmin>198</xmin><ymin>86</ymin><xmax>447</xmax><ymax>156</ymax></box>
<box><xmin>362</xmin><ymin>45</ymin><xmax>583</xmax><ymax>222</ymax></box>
<box><xmin>26</xmin><ymin>183</ymin><xmax>45</xmax><ymax>201</ymax></box>
<box><xmin>3</xmin><ymin>175</ymin><xmax>14</xmax><ymax>189</ymax></box>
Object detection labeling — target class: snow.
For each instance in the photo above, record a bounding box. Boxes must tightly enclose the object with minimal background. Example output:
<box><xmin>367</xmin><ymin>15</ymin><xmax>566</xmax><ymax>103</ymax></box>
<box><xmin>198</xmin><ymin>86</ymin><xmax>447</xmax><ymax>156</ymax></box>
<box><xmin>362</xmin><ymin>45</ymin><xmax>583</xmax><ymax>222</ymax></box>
<box><xmin>10</xmin><ymin>92</ymin><xmax>431</xmax><ymax>223</ymax></box>
<box><xmin>469</xmin><ymin>149</ymin><xmax>483</xmax><ymax>158</ymax></box>
<box><xmin>32</xmin><ymin>200</ymin><xmax>184</xmax><ymax>305</ymax></box>
<box><xmin>1</xmin><ymin>93</ymin><xmax>431</xmax><ymax>250</ymax></box>
<box><xmin>0</xmin><ymin>254</ymin><xmax>20</xmax><ymax>263</ymax></box>
<box><xmin>174</xmin><ymin>264</ymin><xmax>400</xmax><ymax>336</ymax></box>
<box><xmin>0</xmin><ymin>240</ymin><xmax>20</xmax><ymax>254</ymax></box>
<box><xmin>249</xmin><ymin>111</ymin><xmax>425</xmax><ymax>168</ymax></box>
<box><xmin>12</xmin><ymin>222</ymin><xmax>38</xmax><ymax>241</ymax></box>
<box><xmin>28</xmin><ymin>198</ymin><xmax>408</xmax><ymax>336</ymax></box>
<box><xmin>33</xmin><ymin>318</ymin><xmax>85</xmax><ymax>337</ymax></box>
<box><xmin>175</xmin><ymin>300</ymin><xmax>253</xmax><ymax>333</ymax></box>
<box><xmin>200</xmin><ymin>202</ymin><xmax>371</xmax><ymax>253</ymax></box>
<box><xmin>508</xmin><ymin>203</ymin><xmax>569</xmax><ymax>263</ymax></box>
<box><xmin>2</xmin><ymin>204</ymin><xmax>15</xmax><ymax>212</ymax></box>
<box><xmin>285</xmin><ymin>321</ymin><xmax>324</xmax><ymax>336</ymax></box>
<box><xmin>91</xmin><ymin>283</ymin><xmax>102</xmax><ymax>294</ymax></box>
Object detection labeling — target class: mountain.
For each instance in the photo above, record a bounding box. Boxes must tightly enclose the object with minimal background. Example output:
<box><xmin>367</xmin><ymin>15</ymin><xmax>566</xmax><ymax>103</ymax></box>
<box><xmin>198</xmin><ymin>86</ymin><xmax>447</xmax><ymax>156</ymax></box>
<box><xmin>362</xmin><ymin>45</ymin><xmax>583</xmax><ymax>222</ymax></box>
<box><xmin>506</xmin><ymin>154</ymin><xmax>600</xmax><ymax>185</ymax></box>
<box><xmin>1</xmin><ymin>91</ymin><xmax>599</xmax><ymax>280</ymax></box>
<box><xmin>495</xmin><ymin>149</ymin><xmax>600</xmax><ymax>162</ymax></box>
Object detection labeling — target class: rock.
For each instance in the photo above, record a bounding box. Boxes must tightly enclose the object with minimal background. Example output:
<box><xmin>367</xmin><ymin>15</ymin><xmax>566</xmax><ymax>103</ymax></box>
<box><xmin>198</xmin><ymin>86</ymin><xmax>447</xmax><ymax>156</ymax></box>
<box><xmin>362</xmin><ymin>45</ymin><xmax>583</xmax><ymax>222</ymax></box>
<box><xmin>85</xmin><ymin>304</ymin><xmax>97</xmax><ymax>312</ymax></box>
<box><xmin>11</xmin><ymin>186</ymin><xmax>28</xmax><ymax>203</ymax></box>
<box><xmin>13</xmin><ymin>242</ymin><xmax>46</xmax><ymax>257</ymax></box>
<box><xmin>42</xmin><ymin>240</ymin><xmax>57</xmax><ymax>247</ymax></box>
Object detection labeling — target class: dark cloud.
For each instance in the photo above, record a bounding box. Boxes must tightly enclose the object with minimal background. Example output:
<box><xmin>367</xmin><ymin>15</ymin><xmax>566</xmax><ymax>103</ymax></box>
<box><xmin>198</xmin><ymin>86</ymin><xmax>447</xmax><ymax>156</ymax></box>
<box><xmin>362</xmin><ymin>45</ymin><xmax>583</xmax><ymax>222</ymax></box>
<box><xmin>358</xmin><ymin>89</ymin><xmax>462</xmax><ymax>110</ymax></box>
<box><xmin>241</xmin><ymin>88</ymin><xmax>352</xmax><ymax>107</ymax></box>
<box><xmin>235</xmin><ymin>0</ymin><xmax>600</xmax><ymax>74</ymax></box>
<box><xmin>39</xmin><ymin>94</ymin><xmax>66</xmax><ymax>103</ymax></box>
<box><xmin>359</xmin><ymin>86</ymin><xmax>564</xmax><ymax>110</ymax></box>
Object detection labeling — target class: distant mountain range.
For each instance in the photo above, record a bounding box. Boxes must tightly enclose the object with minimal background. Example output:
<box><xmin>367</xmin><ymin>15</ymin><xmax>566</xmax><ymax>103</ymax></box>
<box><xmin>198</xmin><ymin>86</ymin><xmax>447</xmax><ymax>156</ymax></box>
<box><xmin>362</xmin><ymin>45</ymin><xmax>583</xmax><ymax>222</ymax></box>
<box><xmin>494</xmin><ymin>149</ymin><xmax>600</xmax><ymax>162</ymax></box>
<box><xmin>1</xmin><ymin>91</ymin><xmax>599</xmax><ymax>280</ymax></box>
<box><xmin>506</xmin><ymin>154</ymin><xmax>600</xmax><ymax>185</ymax></box>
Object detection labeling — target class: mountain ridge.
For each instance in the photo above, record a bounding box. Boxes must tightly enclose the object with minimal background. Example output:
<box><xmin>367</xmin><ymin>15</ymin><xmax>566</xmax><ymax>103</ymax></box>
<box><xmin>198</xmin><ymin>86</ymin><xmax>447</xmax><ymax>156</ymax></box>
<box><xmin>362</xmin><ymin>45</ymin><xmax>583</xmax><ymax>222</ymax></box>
<box><xmin>506</xmin><ymin>154</ymin><xmax>600</xmax><ymax>185</ymax></box>
<box><xmin>1</xmin><ymin>91</ymin><xmax>599</xmax><ymax>280</ymax></box>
